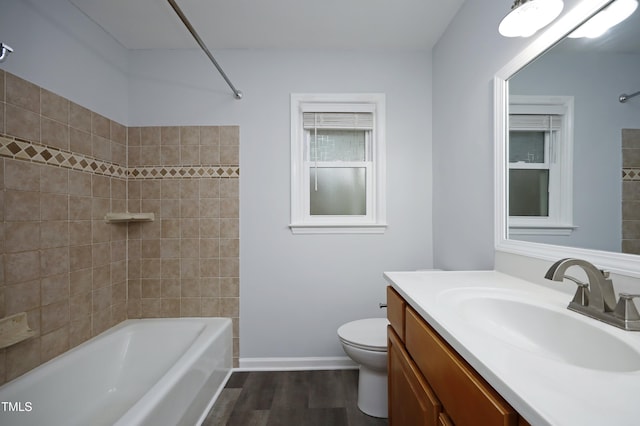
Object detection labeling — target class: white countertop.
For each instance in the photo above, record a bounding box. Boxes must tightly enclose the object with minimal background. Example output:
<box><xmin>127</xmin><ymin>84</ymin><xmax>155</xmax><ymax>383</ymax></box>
<box><xmin>384</xmin><ymin>270</ymin><xmax>640</xmax><ymax>426</ymax></box>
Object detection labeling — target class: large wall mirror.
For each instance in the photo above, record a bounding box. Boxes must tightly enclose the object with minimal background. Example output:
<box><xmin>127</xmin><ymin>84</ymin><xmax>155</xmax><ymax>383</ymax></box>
<box><xmin>495</xmin><ymin>0</ymin><xmax>640</xmax><ymax>277</ymax></box>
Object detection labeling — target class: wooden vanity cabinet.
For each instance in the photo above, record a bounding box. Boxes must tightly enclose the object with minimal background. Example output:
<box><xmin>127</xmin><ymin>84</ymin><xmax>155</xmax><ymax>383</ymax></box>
<box><xmin>387</xmin><ymin>286</ymin><xmax>529</xmax><ymax>426</ymax></box>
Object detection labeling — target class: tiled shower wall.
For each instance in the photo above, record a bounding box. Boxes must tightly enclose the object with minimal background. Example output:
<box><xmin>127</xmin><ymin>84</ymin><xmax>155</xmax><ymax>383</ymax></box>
<box><xmin>0</xmin><ymin>70</ymin><xmax>240</xmax><ymax>385</ymax></box>
<box><xmin>125</xmin><ymin>126</ymin><xmax>240</xmax><ymax>364</ymax></box>
<box><xmin>622</xmin><ymin>129</ymin><xmax>640</xmax><ymax>254</ymax></box>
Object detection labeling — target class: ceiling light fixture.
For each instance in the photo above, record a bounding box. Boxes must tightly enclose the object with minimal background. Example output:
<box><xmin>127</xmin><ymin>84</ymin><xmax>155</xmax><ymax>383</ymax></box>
<box><xmin>568</xmin><ymin>0</ymin><xmax>638</xmax><ymax>38</ymax></box>
<box><xmin>499</xmin><ymin>0</ymin><xmax>565</xmax><ymax>38</ymax></box>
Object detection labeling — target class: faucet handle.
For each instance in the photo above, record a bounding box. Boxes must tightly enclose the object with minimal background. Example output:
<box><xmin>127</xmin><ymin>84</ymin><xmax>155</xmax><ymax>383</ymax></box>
<box><xmin>614</xmin><ymin>293</ymin><xmax>640</xmax><ymax>322</ymax></box>
<box><xmin>570</xmin><ymin>282</ymin><xmax>589</xmax><ymax>307</ymax></box>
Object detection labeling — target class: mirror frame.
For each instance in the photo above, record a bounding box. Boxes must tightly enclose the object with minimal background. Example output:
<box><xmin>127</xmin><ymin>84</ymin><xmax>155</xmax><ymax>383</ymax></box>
<box><xmin>494</xmin><ymin>0</ymin><xmax>640</xmax><ymax>278</ymax></box>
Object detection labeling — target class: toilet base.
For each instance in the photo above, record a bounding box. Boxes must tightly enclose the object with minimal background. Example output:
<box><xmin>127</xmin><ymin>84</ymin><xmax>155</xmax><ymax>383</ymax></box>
<box><xmin>356</xmin><ymin>366</ymin><xmax>388</xmax><ymax>418</ymax></box>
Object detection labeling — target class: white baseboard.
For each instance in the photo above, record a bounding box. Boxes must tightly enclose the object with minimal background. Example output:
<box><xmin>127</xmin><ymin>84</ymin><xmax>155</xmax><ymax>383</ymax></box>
<box><xmin>237</xmin><ymin>356</ymin><xmax>358</xmax><ymax>371</ymax></box>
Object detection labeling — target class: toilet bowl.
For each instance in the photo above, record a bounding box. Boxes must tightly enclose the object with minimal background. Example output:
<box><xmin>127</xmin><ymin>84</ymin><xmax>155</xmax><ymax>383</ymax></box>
<box><xmin>337</xmin><ymin>318</ymin><xmax>389</xmax><ymax>418</ymax></box>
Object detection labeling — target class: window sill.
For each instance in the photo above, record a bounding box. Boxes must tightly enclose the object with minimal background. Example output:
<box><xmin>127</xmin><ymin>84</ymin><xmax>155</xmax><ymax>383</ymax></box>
<box><xmin>289</xmin><ymin>223</ymin><xmax>387</xmax><ymax>234</ymax></box>
<box><xmin>509</xmin><ymin>224</ymin><xmax>577</xmax><ymax>236</ymax></box>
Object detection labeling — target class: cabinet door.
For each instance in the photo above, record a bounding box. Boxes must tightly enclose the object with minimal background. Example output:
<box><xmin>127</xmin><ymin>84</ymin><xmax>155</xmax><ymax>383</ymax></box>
<box><xmin>388</xmin><ymin>326</ymin><xmax>441</xmax><ymax>426</ymax></box>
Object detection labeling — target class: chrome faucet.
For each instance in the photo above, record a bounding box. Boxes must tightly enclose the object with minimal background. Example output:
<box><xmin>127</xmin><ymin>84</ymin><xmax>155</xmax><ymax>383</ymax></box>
<box><xmin>545</xmin><ymin>258</ymin><xmax>640</xmax><ymax>331</ymax></box>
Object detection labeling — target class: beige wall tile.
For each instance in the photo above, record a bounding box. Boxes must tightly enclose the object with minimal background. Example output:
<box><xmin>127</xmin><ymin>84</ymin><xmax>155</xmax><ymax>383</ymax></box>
<box><xmin>70</xmin><ymin>245</ymin><xmax>92</xmax><ymax>272</ymax></box>
<box><xmin>5</xmin><ymin>222</ymin><xmax>40</xmax><ymax>252</ymax></box>
<box><xmin>161</xmin><ymin>146</ymin><xmax>180</xmax><ymax>165</ymax></box>
<box><xmin>40</xmin><ymin>247</ymin><xmax>69</xmax><ymax>277</ymax></box>
<box><xmin>162</xmin><ymin>259</ymin><xmax>181</xmax><ymax>279</ymax></box>
<box><xmin>92</xmin><ymin>135</ymin><xmax>112</xmax><ymax>162</ymax></box>
<box><xmin>69</xmin><ymin>316</ymin><xmax>91</xmax><ymax>347</ymax></box>
<box><xmin>92</xmin><ymin>112</ymin><xmax>110</xmax><ymax>139</ymax></box>
<box><xmin>161</xmin><ymin>279</ymin><xmax>180</xmax><ymax>298</ymax></box>
<box><xmin>69</xmin><ymin>102</ymin><xmax>91</xmax><ymax>133</ymax></box>
<box><xmin>41</xmin><ymin>166</ymin><xmax>69</xmax><ymax>194</ymax></box>
<box><xmin>220</xmin><ymin>218</ymin><xmax>239</xmax><ymax>238</ymax></box>
<box><xmin>5</xmin><ymin>159</ymin><xmax>40</xmax><ymax>191</ymax></box>
<box><xmin>5</xmin><ymin>280</ymin><xmax>40</xmax><ymax>314</ymax></box>
<box><xmin>161</xmin><ymin>298</ymin><xmax>180</xmax><ymax>317</ymax></box>
<box><xmin>5</xmin><ymin>104</ymin><xmax>40</xmax><ymax>142</ymax></box>
<box><xmin>141</xmin><ymin>180</ymin><xmax>161</xmax><ymax>199</ymax></box>
<box><xmin>41</xmin><ymin>300</ymin><xmax>69</xmax><ymax>334</ymax></box>
<box><xmin>127</xmin><ymin>127</ymin><xmax>141</xmax><ymax>146</ymax></box>
<box><xmin>41</xmin><ymin>273</ymin><xmax>69</xmax><ymax>306</ymax></box>
<box><xmin>180</xmin><ymin>278</ymin><xmax>200</xmax><ymax>297</ymax></box>
<box><xmin>180</xmin><ymin>179</ymin><xmax>200</xmax><ymax>200</ymax></box>
<box><xmin>180</xmin><ymin>298</ymin><xmax>200</xmax><ymax>317</ymax></box>
<box><xmin>69</xmin><ymin>220</ymin><xmax>91</xmax><ymax>245</ymax></box>
<box><xmin>69</xmin><ymin>196</ymin><xmax>92</xmax><ymax>221</ymax></box>
<box><xmin>161</xmin><ymin>180</ymin><xmax>181</xmax><ymax>199</ymax></box>
<box><xmin>69</xmin><ymin>128</ymin><xmax>92</xmax><ymax>157</ymax></box>
<box><xmin>41</xmin><ymin>117</ymin><xmax>69</xmax><ymax>150</ymax></box>
<box><xmin>180</xmin><ymin>126</ymin><xmax>199</xmax><ymax>146</ymax></box>
<box><xmin>111</xmin><ymin>121</ymin><xmax>126</xmax><ymax>145</ymax></box>
<box><xmin>161</xmin><ymin>126</ymin><xmax>180</xmax><ymax>145</ymax></box>
<box><xmin>141</xmin><ymin>127</ymin><xmax>160</xmax><ymax>146</ymax></box>
<box><xmin>6</xmin><ymin>74</ymin><xmax>40</xmax><ymax>113</ymax></box>
<box><xmin>69</xmin><ymin>170</ymin><xmax>92</xmax><ymax>197</ymax></box>
<box><xmin>180</xmin><ymin>146</ymin><xmax>199</xmax><ymax>165</ymax></box>
<box><xmin>6</xmin><ymin>251</ymin><xmax>40</xmax><ymax>284</ymax></box>
<box><xmin>92</xmin><ymin>286</ymin><xmax>111</xmax><ymax>312</ymax></box>
<box><xmin>40</xmin><ymin>193</ymin><xmax>68</xmax><ymax>221</ymax></box>
<box><xmin>200</xmin><ymin>146</ymin><xmax>220</xmax><ymax>165</ymax></box>
<box><xmin>40</xmin><ymin>326</ymin><xmax>69</xmax><ymax>363</ymax></box>
<box><xmin>41</xmin><ymin>89</ymin><xmax>69</xmax><ymax>124</ymax></box>
<box><xmin>70</xmin><ymin>268</ymin><xmax>92</xmax><ymax>296</ymax></box>
<box><xmin>40</xmin><ymin>221</ymin><xmax>69</xmax><ymax>249</ymax></box>
<box><xmin>200</xmin><ymin>126</ymin><xmax>220</xmax><ymax>146</ymax></box>
<box><xmin>141</xmin><ymin>298</ymin><xmax>161</xmax><ymax>318</ymax></box>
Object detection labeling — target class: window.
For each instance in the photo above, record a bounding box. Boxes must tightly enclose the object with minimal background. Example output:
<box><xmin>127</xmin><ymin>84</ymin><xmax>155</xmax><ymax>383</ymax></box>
<box><xmin>290</xmin><ymin>94</ymin><xmax>386</xmax><ymax>234</ymax></box>
<box><xmin>508</xmin><ymin>95</ymin><xmax>574</xmax><ymax>235</ymax></box>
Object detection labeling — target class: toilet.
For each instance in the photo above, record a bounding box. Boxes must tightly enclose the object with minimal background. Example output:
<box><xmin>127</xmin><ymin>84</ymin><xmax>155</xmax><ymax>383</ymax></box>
<box><xmin>337</xmin><ymin>318</ymin><xmax>389</xmax><ymax>418</ymax></box>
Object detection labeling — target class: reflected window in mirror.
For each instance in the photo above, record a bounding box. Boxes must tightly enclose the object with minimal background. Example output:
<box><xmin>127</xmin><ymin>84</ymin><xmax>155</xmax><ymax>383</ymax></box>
<box><xmin>509</xmin><ymin>96</ymin><xmax>575</xmax><ymax>235</ymax></box>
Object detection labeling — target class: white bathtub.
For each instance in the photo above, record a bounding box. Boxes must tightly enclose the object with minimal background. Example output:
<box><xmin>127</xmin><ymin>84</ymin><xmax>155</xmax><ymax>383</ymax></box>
<box><xmin>0</xmin><ymin>318</ymin><xmax>232</xmax><ymax>426</ymax></box>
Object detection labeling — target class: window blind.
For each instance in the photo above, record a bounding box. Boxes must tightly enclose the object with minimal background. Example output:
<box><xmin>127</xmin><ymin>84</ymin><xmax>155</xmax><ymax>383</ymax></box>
<box><xmin>510</xmin><ymin>114</ymin><xmax>562</xmax><ymax>130</ymax></box>
<box><xmin>303</xmin><ymin>112</ymin><xmax>374</xmax><ymax>130</ymax></box>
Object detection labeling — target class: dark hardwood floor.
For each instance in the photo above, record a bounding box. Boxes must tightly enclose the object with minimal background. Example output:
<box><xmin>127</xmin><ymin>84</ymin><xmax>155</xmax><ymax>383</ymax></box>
<box><xmin>202</xmin><ymin>370</ymin><xmax>389</xmax><ymax>426</ymax></box>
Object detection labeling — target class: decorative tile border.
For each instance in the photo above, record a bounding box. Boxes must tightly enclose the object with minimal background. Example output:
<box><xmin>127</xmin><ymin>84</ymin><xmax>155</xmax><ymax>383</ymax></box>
<box><xmin>623</xmin><ymin>169</ymin><xmax>640</xmax><ymax>181</ymax></box>
<box><xmin>128</xmin><ymin>165</ymin><xmax>239</xmax><ymax>179</ymax></box>
<box><xmin>0</xmin><ymin>134</ymin><xmax>239</xmax><ymax>179</ymax></box>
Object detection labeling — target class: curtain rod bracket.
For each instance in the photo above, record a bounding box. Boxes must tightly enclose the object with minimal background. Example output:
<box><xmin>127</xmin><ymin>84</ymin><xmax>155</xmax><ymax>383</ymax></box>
<box><xmin>167</xmin><ymin>0</ymin><xmax>243</xmax><ymax>100</ymax></box>
<box><xmin>619</xmin><ymin>90</ymin><xmax>640</xmax><ymax>103</ymax></box>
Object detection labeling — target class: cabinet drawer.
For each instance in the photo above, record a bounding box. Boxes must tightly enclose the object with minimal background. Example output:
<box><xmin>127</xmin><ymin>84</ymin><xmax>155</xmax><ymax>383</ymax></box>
<box><xmin>387</xmin><ymin>286</ymin><xmax>406</xmax><ymax>342</ymax></box>
<box><xmin>405</xmin><ymin>308</ymin><xmax>517</xmax><ymax>426</ymax></box>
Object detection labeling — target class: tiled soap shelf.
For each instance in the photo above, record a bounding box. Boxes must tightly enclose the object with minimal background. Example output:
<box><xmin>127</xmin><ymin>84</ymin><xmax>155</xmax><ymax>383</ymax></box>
<box><xmin>0</xmin><ymin>312</ymin><xmax>36</xmax><ymax>349</ymax></box>
<box><xmin>104</xmin><ymin>212</ymin><xmax>155</xmax><ymax>223</ymax></box>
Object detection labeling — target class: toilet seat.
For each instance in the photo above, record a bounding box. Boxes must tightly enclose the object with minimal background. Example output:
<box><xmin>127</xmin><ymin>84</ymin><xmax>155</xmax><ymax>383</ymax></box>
<box><xmin>338</xmin><ymin>318</ymin><xmax>389</xmax><ymax>352</ymax></box>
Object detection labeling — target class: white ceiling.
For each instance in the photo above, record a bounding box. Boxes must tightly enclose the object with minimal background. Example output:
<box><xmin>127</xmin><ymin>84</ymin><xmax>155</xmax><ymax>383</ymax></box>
<box><xmin>68</xmin><ymin>0</ymin><xmax>465</xmax><ymax>50</ymax></box>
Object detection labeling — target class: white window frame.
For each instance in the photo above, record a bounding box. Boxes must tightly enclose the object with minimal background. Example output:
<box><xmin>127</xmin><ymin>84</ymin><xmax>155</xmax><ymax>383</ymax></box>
<box><xmin>508</xmin><ymin>95</ymin><xmax>575</xmax><ymax>236</ymax></box>
<box><xmin>290</xmin><ymin>93</ymin><xmax>386</xmax><ymax>234</ymax></box>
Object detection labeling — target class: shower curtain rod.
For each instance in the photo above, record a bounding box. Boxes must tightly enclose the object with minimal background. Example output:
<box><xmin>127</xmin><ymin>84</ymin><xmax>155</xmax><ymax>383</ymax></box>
<box><xmin>619</xmin><ymin>90</ymin><xmax>640</xmax><ymax>103</ymax></box>
<box><xmin>167</xmin><ymin>0</ymin><xmax>243</xmax><ymax>100</ymax></box>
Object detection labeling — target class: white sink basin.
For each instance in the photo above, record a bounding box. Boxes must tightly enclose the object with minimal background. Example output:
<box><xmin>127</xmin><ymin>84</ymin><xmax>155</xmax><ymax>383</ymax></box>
<box><xmin>438</xmin><ymin>288</ymin><xmax>640</xmax><ymax>372</ymax></box>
